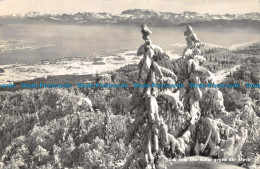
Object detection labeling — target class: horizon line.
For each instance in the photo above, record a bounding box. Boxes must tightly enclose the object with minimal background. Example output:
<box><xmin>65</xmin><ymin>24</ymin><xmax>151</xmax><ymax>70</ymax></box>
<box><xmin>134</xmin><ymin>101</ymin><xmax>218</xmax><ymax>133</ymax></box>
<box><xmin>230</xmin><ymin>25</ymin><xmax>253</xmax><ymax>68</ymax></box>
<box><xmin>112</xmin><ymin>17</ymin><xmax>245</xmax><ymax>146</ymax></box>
<box><xmin>1</xmin><ymin>8</ymin><xmax>260</xmax><ymax>17</ymax></box>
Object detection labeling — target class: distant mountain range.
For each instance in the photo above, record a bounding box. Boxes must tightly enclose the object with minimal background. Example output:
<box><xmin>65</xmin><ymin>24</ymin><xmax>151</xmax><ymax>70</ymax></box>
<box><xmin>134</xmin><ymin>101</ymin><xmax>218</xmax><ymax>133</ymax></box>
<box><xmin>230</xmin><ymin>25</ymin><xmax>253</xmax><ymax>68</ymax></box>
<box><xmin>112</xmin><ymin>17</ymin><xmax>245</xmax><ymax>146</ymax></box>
<box><xmin>0</xmin><ymin>9</ymin><xmax>260</xmax><ymax>27</ymax></box>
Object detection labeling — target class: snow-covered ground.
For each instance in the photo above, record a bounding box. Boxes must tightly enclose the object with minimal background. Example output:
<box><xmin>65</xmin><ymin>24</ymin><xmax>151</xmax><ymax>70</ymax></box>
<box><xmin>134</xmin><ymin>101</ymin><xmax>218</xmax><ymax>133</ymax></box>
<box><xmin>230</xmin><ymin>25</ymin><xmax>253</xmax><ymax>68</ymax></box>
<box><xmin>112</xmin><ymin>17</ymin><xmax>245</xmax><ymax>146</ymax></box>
<box><xmin>0</xmin><ymin>46</ymin><xmax>242</xmax><ymax>85</ymax></box>
<box><xmin>215</xmin><ymin>65</ymin><xmax>241</xmax><ymax>83</ymax></box>
<box><xmin>0</xmin><ymin>50</ymin><xmax>180</xmax><ymax>84</ymax></box>
<box><xmin>0</xmin><ymin>50</ymin><xmax>138</xmax><ymax>84</ymax></box>
<box><xmin>0</xmin><ymin>40</ymin><xmax>54</xmax><ymax>54</ymax></box>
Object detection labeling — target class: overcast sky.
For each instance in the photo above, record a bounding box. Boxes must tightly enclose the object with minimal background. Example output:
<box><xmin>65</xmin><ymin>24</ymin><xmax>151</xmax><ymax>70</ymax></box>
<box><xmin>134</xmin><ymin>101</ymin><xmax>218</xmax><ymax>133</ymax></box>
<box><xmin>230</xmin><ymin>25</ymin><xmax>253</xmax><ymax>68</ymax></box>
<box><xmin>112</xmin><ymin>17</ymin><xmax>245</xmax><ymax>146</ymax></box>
<box><xmin>0</xmin><ymin>0</ymin><xmax>259</xmax><ymax>16</ymax></box>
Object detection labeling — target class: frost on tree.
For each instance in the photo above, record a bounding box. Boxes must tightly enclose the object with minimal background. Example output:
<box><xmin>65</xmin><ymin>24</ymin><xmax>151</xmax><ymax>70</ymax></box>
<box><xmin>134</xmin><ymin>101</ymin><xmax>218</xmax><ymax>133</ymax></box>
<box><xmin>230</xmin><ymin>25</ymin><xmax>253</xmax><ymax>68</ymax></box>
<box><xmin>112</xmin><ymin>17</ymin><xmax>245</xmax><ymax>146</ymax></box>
<box><xmin>123</xmin><ymin>25</ymin><xmax>248</xmax><ymax>169</ymax></box>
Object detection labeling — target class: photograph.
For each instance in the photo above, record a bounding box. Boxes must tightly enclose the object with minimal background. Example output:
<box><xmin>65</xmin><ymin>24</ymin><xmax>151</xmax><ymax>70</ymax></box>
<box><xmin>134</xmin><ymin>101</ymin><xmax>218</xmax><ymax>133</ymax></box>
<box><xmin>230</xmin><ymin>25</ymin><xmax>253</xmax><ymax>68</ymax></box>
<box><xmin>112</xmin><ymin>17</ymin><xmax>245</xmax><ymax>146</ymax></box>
<box><xmin>0</xmin><ymin>0</ymin><xmax>259</xmax><ymax>168</ymax></box>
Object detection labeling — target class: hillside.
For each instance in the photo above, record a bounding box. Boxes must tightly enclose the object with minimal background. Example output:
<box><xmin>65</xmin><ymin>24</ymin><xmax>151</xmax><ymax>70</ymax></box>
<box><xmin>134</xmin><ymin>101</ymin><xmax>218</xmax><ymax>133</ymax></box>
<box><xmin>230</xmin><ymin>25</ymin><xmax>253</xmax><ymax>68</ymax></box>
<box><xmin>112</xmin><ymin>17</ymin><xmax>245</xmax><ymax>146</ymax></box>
<box><xmin>0</xmin><ymin>29</ymin><xmax>260</xmax><ymax>169</ymax></box>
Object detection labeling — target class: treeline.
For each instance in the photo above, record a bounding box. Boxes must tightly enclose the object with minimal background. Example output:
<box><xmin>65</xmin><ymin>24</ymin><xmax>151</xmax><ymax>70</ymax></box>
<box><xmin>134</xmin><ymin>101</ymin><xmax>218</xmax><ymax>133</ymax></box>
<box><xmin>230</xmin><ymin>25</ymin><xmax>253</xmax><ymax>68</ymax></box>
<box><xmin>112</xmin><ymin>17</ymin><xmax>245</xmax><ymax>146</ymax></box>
<box><xmin>172</xmin><ymin>44</ymin><xmax>260</xmax><ymax>74</ymax></box>
<box><xmin>202</xmin><ymin>48</ymin><xmax>244</xmax><ymax>73</ymax></box>
<box><xmin>234</xmin><ymin>42</ymin><xmax>260</xmax><ymax>55</ymax></box>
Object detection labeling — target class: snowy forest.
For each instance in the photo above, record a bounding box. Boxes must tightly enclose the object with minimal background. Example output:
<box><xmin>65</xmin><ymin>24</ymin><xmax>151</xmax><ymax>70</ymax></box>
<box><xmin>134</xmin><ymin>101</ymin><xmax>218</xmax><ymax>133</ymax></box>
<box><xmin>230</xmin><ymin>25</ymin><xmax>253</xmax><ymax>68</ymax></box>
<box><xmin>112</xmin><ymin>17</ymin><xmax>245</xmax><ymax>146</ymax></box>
<box><xmin>0</xmin><ymin>25</ymin><xmax>260</xmax><ymax>169</ymax></box>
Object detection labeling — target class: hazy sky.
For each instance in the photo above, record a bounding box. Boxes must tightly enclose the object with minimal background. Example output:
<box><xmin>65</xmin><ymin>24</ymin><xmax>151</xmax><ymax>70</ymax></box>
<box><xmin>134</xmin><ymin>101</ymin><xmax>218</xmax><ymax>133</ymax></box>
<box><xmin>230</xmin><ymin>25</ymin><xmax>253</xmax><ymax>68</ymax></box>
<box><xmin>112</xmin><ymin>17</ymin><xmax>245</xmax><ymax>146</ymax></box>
<box><xmin>0</xmin><ymin>0</ymin><xmax>259</xmax><ymax>16</ymax></box>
